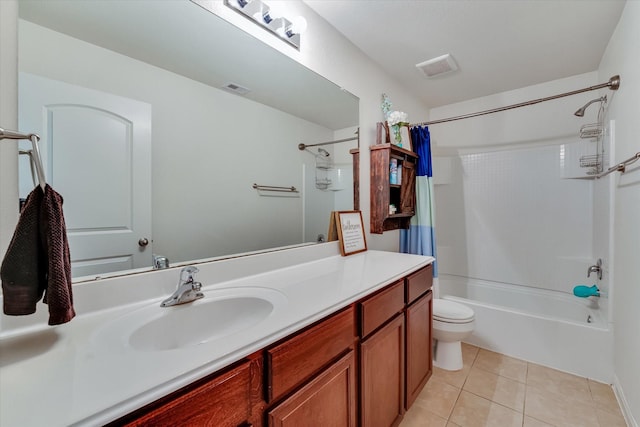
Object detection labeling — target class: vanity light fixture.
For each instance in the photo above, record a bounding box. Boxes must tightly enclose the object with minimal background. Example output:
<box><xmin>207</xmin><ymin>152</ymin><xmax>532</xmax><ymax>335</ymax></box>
<box><xmin>225</xmin><ymin>0</ymin><xmax>306</xmax><ymax>50</ymax></box>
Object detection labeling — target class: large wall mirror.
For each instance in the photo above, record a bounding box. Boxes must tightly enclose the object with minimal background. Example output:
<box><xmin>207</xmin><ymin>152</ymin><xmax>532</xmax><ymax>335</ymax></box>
<box><xmin>16</xmin><ymin>0</ymin><xmax>359</xmax><ymax>281</ymax></box>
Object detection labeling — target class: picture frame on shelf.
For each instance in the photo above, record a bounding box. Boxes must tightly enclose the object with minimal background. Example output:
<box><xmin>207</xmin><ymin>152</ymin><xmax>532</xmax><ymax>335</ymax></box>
<box><xmin>399</xmin><ymin>125</ymin><xmax>412</xmax><ymax>151</ymax></box>
<box><xmin>378</xmin><ymin>122</ymin><xmax>413</xmax><ymax>151</ymax></box>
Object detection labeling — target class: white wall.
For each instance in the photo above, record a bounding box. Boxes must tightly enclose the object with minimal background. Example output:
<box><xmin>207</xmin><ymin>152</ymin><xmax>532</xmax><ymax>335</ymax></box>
<box><xmin>18</xmin><ymin>20</ymin><xmax>339</xmax><ymax>264</ymax></box>
<box><xmin>598</xmin><ymin>1</ymin><xmax>640</xmax><ymax>425</ymax></box>
<box><xmin>429</xmin><ymin>72</ymin><xmax>601</xmax><ymax>149</ymax></box>
<box><xmin>0</xmin><ymin>1</ymin><xmax>19</xmax><ymax>259</ymax></box>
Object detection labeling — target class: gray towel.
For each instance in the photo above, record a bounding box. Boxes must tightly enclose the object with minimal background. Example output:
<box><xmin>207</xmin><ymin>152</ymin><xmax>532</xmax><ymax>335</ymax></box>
<box><xmin>1</xmin><ymin>185</ymin><xmax>75</xmax><ymax>325</ymax></box>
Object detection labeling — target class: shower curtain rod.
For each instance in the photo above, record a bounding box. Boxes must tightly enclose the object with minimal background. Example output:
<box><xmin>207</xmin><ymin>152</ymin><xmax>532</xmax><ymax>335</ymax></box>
<box><xmin>298</xmin><ymin>128</ymin><xmax>360</xmax><ymax>151</ymax></box>
<box><xmin>411</xmin><ymin>75</ymin><xmax>620</xmax><ymax>127</ymax></box>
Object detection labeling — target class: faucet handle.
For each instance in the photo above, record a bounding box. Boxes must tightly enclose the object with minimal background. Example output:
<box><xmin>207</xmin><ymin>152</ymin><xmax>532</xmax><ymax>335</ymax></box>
<box><xmin>180</xmin><ymin>266</ymin><xmax>199</xmax><ymax>282</ymax></box>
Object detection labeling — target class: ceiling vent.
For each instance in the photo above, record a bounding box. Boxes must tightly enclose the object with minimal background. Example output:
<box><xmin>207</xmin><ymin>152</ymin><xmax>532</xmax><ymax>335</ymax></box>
<box><xmin>416</xmin><ymin>54</ymin><xmax>458</xmax><ymax>78</ymax></box>
<box><xmin>222</xmin><ymin>82</ymin><xmax>251</xmax><ymax>95</ymax></box>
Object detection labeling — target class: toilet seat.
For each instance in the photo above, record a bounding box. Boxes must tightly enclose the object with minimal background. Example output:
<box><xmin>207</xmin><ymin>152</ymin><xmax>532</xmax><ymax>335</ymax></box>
<box><xmin>433</xmin><ymin>299</ymin><xmax>474</xmax><ymax>323</ymax></box>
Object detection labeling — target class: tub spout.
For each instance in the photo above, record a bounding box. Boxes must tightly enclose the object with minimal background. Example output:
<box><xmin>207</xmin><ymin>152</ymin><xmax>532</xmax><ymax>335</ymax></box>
<box><xmin>573</xmin><ymin>285</ymin><xmax>600</xmax><ymax>298</ymax></box>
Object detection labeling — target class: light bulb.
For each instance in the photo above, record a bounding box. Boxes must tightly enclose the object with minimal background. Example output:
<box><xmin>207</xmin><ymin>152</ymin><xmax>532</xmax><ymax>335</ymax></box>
<box><xmin>267</xmin><ymin>2</ymin><xmax>284</xmax><ymax>19</ymax></box>
<box><xmin>262</xmin><ymin>2</ymin><xmax>284</xmax><ymax>24</ymax></box>
<box><xmin>285</xmin><ymin>16</ymin><xmax>307</xmax><ymax>37</ymax></box>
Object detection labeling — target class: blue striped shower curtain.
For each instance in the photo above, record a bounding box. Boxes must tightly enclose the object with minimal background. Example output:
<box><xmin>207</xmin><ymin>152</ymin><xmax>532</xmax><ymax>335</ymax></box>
<box><xmin>400</xmin><ymin>126</ymin><xmax>438</xmax><ymax>277</ymax></box>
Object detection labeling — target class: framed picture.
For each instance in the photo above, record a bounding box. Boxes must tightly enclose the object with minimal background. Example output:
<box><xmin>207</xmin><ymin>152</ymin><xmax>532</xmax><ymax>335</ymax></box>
<box><xmin>399</xmin><ymin>125</ymin><xmax>412</xmax><ymax>151</ymax></box>
<box><xmin>334</xmin><ymin>210</ymin><xmax>367</xmax><ymax>256</ymax></box>
<box><xmin>380</xmin><ymin>122</ymin><xmax>413</xmax><ymax>151</ymax></box>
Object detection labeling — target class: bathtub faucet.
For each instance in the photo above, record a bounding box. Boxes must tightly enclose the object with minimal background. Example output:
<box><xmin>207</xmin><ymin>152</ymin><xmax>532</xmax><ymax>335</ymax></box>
<box><xmin>587</xmin><ymin>259</ymin><xmax>602</xmax><ymax>281</ymax></box>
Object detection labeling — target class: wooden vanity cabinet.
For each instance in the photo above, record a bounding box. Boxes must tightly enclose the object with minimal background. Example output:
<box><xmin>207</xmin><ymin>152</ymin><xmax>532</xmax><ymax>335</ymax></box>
<box><xmin>405</xmin><ymin>265</ymin><xmax>434</xmax><ymax>409</ymax></box>
<box><xmin>112</xmin><ymin>353</ymin><xmax>263</xmax><ymax>427</ymax></box>
<box><xmin>359</xmin><ymin>264</ymin><xmax>434</xmax><ymax>425</ymax></box>
<box><xmin>359</xmin><ymin>280</ymin><xmax>406</xmax><ymax>427</ymax></box>
<box><xmin>112</xmin><ymin>265</ymin><xmax>433</xmax><ymax>427</ymax></box>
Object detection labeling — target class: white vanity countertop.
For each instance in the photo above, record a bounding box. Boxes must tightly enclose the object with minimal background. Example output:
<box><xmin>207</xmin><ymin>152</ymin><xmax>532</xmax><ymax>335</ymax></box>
<box><xmin>0</xmin><ymin>248</ymin><xmax>433</xmax><ymax>426</ymax></box>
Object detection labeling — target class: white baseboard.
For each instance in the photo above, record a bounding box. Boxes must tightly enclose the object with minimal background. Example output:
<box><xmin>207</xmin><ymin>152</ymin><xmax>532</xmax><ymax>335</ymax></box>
<box><xmin>613</xmin><ymin>374</ymin><xmax>638</xmax><ymax>427</ymax></box>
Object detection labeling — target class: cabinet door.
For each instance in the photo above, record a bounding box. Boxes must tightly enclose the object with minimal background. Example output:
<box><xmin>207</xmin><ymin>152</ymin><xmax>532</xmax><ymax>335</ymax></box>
<box><xmin>399</xmin><ymin>159</ymin><xmax>416</xmax><ymax>215</ymax></box>
<box><xmin>118</xmin><ymin>358</ymin><xmax>256</xmax><ymax>427</ymax></box>
<box><xmin>405</xmin><ymin>290</ymin><xmax>433</xmax><ymax>409</ymax></box>
<box><xmin>267</xmin><ymin>351</ymin><xmax>357</xmax><ymax>427</ymax></box>
<box><xmin>360</xmin><ymin>314</ymin><xmax>405</xmax><ymax>427</ymax></box>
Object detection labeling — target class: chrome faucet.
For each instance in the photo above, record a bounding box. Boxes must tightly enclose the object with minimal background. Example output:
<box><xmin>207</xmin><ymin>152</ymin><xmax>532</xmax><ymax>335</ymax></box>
<box><xmin>153</xmin><ymin>254</ymin><xmax>170</xmax><ymax>269</ymax></box>
<box><xmin>160</xmin><ymin>266</ymin><xmax>204</xmax><ymax>307</ymax></box>
<box><xmin>587</xmin><ymin>259</ymin><xmax>602</xmax><ymax>281</ymax></box>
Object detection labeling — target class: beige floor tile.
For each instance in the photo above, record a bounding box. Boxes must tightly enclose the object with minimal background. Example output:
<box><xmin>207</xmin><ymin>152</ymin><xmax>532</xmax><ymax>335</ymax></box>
<box><xmin>432</xmin><ymin>366</ymin><xmax>471</xmax><ymax>389</ymax></box>
<box><xmin>449</xmin><ymin>390</ymin><xmax>523</xmax><ymax>427</ymax></box>
<box><xmin>525</xmin><ymin>384</ymin><xmax>599</xmax><ymax>427</ymax></box>
<box><xmin>461</xmin><ymin>342</ymin><xmax>479</xmax><ymax>365</ymax></box>
<box><xmin>523</xmin><ymin>416</ymin><xmax>555</xmax><ymax>427</ymax></box>
<box><xmin>413</xmin><ymin>377</ymin><xmax>462</xmax><ymax>420</ymax></box>
<box><xmin>596</xmin><ymin>408</ymin><xmax>628</xmax><ymax>427</ymax></box>
<box><xmin>588</xmin><ymin>379</ymin><xmax>623</xmax><ymax>416</ymax></box>
<box><xmin>405</xmin><ymin>348</ymin><xmax>622</xmax><ymax>427</ymax></box>
<box><xmin>472</xmin><ymin>349</ymin><xmax>528</xmax><ymax>383</ymax></box>
<box><xmin>526</xmin><ymin>363</ymin><xmax>591</xmax><ymax>403</ymax></box>
<box><xmin>400</xmin><ymin>406</ymin><xmax>448</xmax><ymax>427</ymax></box>
<box><xmin>463</xmin><ymin>366</ymin><xmax>526</xmax><ymax>412</ymax></box>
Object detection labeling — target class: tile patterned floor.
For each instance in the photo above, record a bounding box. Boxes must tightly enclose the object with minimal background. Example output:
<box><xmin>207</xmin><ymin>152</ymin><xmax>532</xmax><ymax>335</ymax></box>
<box><xmin>400</xmin><ymin>343</ymin><xmax>627</xmax><ymax>427</ymax></box>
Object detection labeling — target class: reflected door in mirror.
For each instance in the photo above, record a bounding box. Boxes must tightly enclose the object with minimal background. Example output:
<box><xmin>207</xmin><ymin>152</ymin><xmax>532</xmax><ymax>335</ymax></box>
<box><xmin>19</xmin><ymin>73</ymin><xmax>152</xmax><ymax>278</ymax></box>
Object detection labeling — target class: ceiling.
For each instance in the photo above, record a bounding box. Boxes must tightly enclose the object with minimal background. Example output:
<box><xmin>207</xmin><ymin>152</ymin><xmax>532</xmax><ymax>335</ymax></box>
<box><xmin>305</xmin><ymin>0</ymin><xmax>626</xmax><ymax>109</ymax></box>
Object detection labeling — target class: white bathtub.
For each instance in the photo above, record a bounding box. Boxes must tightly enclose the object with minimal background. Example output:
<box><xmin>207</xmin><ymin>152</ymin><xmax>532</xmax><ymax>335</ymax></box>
<box><xmin>439</xmin><ymin>274</ymin><xmax>613</xmax><ymax>383</ymax></box>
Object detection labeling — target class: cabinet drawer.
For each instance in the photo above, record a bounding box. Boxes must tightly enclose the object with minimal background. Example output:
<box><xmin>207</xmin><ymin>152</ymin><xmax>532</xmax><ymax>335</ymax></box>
<box><xmin>266</xmin><ymin>306</ymin><xmax>355</xmax><ymax>402</ymax></box>
<box><xmin>118</xmin><ymin>359</ymin><xmax>253</xmax><ymax>427</ymax></box>
<box><xmin>360</xmin><ymin>280</ymin><xmax>404</xmax><ymax>338</ymax></box>
<box><xmin>406</xmin><ymin>264</ymin><xmax>433</xmax><ymax>304</ymax></box>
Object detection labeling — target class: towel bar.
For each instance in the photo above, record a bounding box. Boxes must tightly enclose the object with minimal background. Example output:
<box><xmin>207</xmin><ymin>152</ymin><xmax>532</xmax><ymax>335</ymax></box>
<box><xmin>596</xmin><ymin>152</ymin><xmax>640</xmax><ymax>179</ymax></box>
<box><xmin>252</xmin><ymin>183</ymin><xmax>299</xmax><ymax>193</ymax></box>
<box><xmin>1</xmin><ymin>127</ymin><xmax>47</xmax><ymax>190</ymax></box>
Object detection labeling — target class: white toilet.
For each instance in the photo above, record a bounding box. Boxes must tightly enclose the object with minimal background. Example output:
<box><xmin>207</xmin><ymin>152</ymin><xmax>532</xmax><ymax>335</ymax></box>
<box><xmin>432</xmin><ymin>299</ymin><xmax>475</xmax><ymax>371</ymax></box>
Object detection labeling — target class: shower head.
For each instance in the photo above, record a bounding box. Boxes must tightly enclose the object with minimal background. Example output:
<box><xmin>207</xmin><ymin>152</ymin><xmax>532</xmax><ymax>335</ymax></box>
<box><xmin>574</xmin><ymin>95</ymin><xmax>607</xmax><ymax>117</ymax></box>
<box><xmin>317</xmin><ymin>148</ymin><xmax>330</xmax><ymax>157</ymax></box>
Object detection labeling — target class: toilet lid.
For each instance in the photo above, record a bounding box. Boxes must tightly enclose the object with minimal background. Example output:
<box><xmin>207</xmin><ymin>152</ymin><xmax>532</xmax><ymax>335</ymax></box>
<box><xmin>433</xmin><ymin>299</ymin><xmax>474</xmax><ymax>323</ymax></box>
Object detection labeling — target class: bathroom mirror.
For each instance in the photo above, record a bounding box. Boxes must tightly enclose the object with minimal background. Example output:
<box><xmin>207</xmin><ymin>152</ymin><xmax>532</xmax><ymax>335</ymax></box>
<box><xmin>16</xmin><ymin>0</ymin><xmax>359</xmax><ymax>280</ymax></box>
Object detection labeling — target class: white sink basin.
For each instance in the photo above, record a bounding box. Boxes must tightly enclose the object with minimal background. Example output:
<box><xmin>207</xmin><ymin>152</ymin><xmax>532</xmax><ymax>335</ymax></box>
<box><xmin>94</xmin><ymin>287</ymin><xmax>287</xmax><ymax>352</ymax></box>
